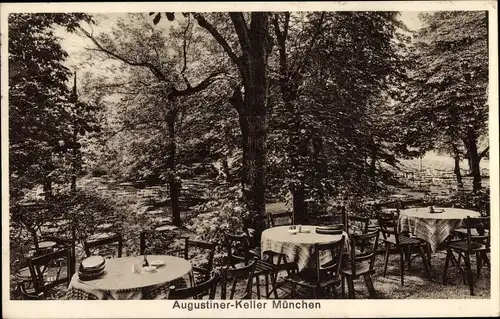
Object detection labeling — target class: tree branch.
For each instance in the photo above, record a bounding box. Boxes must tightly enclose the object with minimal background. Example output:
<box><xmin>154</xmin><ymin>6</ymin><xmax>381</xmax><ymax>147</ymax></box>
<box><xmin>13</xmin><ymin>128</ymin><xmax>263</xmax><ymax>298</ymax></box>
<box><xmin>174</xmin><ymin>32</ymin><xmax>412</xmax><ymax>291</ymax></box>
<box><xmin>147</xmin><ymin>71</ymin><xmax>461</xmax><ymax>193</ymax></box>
<box><xmin>229</xmin><ymin>13</ymin><xmax>251</xmax><ymax>54</ymax></box>
<box><xmin>79</xmin><ymin>27</ymin><xmax>170</xmax><ymax>83</ymax></box>
<box><xmin>191</xmin><ymin>13</ymin><xmax>241</xmax><ymax>67</ymax></box>
<box><xmin>479</xmin><ymin>146</ymin><xmax>489</xmax><ymax>159</ymax></box>
<box><xmin>168</xmin><ymin>70</ymin><xmax>224</xmax><ymax>100</ymax></box>
<box><xmin>181</xmin><ymin>16</ymin><xmax>192</xmax><ymax>87</ymax></box>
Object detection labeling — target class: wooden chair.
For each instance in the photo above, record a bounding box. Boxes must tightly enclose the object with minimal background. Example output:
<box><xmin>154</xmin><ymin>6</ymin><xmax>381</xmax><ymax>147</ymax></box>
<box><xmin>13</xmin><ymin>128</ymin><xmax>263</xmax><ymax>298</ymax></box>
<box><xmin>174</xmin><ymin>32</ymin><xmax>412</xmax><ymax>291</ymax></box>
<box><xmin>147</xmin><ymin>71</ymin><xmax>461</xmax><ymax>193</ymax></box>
<box><xmin>267</xmin><ymin>211</ymin><xmax>293</xmax><ymax>227</ymax></box>
<box><xmin>443</xmin><ymin>216</ymin><xmax>490</xmax><ymax>295</ymax></box>
<box><xmin>244</xmin><ymin>215</ymin><xmax>290</xmax><ymax>271</ymax></box>
<box><xmin>27</xmin><ymin>247</ymin><xmax>73</xmax><ymax>299</ymax></box>
<box><xmin>329</xmin><ymin>205</ymin><xmax>347</xmax><ymax>228</ymax></box>
<box><xmin>341</xmin><ymin>230</ymin><xmax>379</xmax><ymax>298</ymax></box>
<box><xmin>139</xmin><ymin>230</ymin><xmax>177</xmax><ymax>256</ymax></box>
<box><xmin>168</xmin><ymin>273</ymin><xmax>219</xmax><ymax>300</ymax></box>
<box><xmin>83</xmin><ymin>234</ymin><xmax>122</xmax><ymax>258</ymax></box>
<box><xmin>287</xmin><ymin>239</ymin><xmax>344</xmax><ymax>299</ymax></box>
<box><xmin>376</xmin><ymin>210</ymin><xmax>396</xmax><ymax>239</ymax></box>
<box><xmin>379</xmin><ymin>214</ymin><xmax>431</xmax><ymax>286</ymax></box>
<box><xmin>224</xmin><ymin>232</ymin><xmax>286</xmax><ymax>299</ymax></box>
<box><xmin>161</xmin><ymin>237</ymin><xmax>217</xmax><ymax>284</ymax></box>
<box><xmin>347</xmin><ymin>215</ymin><xmax>370</xmax><ymax>235</ymax></box>
<box><xmin>220</xmin><ymin>260</ymin><xmax>257</xmax><ymax>299</ymax></box>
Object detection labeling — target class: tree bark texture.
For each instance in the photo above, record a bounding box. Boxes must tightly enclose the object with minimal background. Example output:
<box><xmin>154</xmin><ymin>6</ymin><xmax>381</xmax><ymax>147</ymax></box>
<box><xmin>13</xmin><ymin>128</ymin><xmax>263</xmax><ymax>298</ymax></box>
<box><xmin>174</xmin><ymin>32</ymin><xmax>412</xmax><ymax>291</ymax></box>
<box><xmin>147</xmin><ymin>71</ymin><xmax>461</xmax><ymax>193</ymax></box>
<box><xmin>465</xmin><ymin>129</ymin><xmax>482</xmax><ymax>193</ymax></box>
<box><xmin>166</xmin><ymin>108</ymin><xmax>182</xmax><ymax>226</ymax></box>
<box><xmin>224</xmin><ymin>13</ymin><xmax>271</xmax><ymax>237</ymax></box>
<box><xmin>451</xmin><ymin>144</ymin><xmax>464</xmax><ymax>189</ymax></box>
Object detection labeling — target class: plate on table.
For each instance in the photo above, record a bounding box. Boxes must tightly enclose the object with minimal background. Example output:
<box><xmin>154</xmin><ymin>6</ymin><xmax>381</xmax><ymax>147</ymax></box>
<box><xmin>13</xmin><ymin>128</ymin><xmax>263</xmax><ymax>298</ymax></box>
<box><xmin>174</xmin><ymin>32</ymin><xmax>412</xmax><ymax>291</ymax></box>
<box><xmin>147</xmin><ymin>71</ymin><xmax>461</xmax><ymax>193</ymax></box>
<box><xmin>300</xmin><ymin>228</ymin><xmax>311</xmax><ymax>233</ymax></box>
<box><xmin>142</xmin><ymin>266</ymin><xmax>157</xmax><ymax>273</ymax></box>
<box><xmin>81</xmin><ymin>256</ymin><xmax>106</xmax><ymax>271</ymax></box>
<box><xmin>150</xmin><ymin>260</ymin><xmax>165</xmax><ymax>267</ymax></box>
<box><xmin>78</xmin><ymin>270</ymin><xmax>106</xmax><ymax>281</ymax></box>
<box><xmin>315</xmin><ymin>227</ymin><xmax>343</xmax><ymax>235</ymax></box>
<box><xmin>317</xmin><ymin>224</ymin><xmax>344</xmax><ymax>231</ymax></box>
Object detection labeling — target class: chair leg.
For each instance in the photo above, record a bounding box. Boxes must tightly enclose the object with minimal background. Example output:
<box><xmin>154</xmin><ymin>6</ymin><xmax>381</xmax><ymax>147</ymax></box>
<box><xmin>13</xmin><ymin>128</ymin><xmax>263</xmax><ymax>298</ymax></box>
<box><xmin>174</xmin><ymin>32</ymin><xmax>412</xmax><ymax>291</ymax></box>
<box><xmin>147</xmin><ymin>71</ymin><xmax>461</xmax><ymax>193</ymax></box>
<box><xmin>331</xmin><ymin>285</ymin><xmax>338</xmax><ymax>299</ymax></box>
<box><xmin>264</xmin><ymin>274</ymin><xmax>270</xmax><ymax>298</ymax></box>
<box><xmin>383</xmin><ymin>243</ymin><xmax>390</xmax><ymax>277</ymax></box>
<box><xmin>230</xmin><ymin>280</ymin><xmax>237</xmax><ymax>299</ymax></box>
<box><xmin>426</xmin><ymin>243</ymin><xmax>432</xmax><ymax>266</ymax></box>
<box><xmin>399</xmin><ymin>250</ymin><xmax>405</xmax><ymax>286</ymax></box>
<box><xmin>476</xmin><ymin>251</ymin><xmax>482</xmax><ymax>277</ymax></box>
<box><xmin>406</xmin><ymin>246</ymin><xmax>412</xmax><ymax>271</ymax></box>
<box><xmin>418</xmin><ymin>246</ymin><xmax>432</xmax><ymax>279</ymax></box>
<box><xmin>312</xmin><ymin>287</ymin><xmax>318</xmax><ymax>299</ymax></box>
<box><xmin>347</xmin><ymin>277</ymin><xmax>355</xmax><ymax>299</ymax></box>
<box><xmin>363</xmin><ymin>273</ymin><xmax>376</xmax><ymax>298</ymax></box>
<box><xmin>463</xmin><ymin>253</ymin><xmax>474</xmax><ymax>296</ymax></box>
<box><xmin>443</xmin><ymin>249</ymin><xmax>452</xmax><ymax>284</ymax></box>
<box><xmin>341</xmin><ymin>276</ymin><xmax>346</xmax><ymax>298</ymax></box>
<box><xmin>270</xmin><ymin>271</ymin><xmax>279</xmax><ymax>299</ymax></box>
<box><xmin>255</xmin><ymin>275</ymin><xmax>261</xmax><ymax>299</ymax></box>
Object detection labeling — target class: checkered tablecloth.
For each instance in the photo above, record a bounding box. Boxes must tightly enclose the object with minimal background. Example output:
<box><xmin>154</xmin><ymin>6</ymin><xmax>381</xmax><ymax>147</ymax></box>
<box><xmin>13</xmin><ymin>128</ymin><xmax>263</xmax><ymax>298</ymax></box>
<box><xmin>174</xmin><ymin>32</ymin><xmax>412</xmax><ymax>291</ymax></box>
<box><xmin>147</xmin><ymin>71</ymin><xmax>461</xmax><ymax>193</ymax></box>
<box><xmin>261</xmin><ymin>226</ymin><xmax>348</xmax><ymax>272</ymax></box>
<box><xmin>398</xmin><ymin>207</ymin><xmax>480</xmax><ymax>252</ymax></box>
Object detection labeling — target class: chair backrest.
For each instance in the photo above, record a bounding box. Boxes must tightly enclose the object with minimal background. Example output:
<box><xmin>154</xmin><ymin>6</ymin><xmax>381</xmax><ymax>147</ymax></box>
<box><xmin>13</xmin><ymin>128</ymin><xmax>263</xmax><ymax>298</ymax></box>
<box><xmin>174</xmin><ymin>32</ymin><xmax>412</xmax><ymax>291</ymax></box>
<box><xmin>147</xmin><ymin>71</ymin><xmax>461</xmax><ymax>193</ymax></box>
<box><xmin>348</xmin><ymin>230</ymin><xmax>379</xmax><ymax>277</ymax></box>
<box><xmin>377</xmin><ymin>210</ymin><xmax>399</xmax><ymax>243</ymax></box>
<box><xmin>168</xmin><ymin>273</ymin><xmax>219</xmax><ymax>300</ymax></box>
<box><xmin>267</xmin><ymin>211</ymin><xmax>293</xmax><ymax>227</ymax></box>
<box><xmin>314</xmin><ymin>238</ymin><xmax>345</xmax><ymax>286</ymax></box>
<box><xmin>220</xmin><ymin>259</ymin><xmax>257</xmax><ymax>299</ymax></box>
<box><xmin>84</xmin><ymin>234</ymin><xmax>122</xmax><ymax>258</ymax></box>
<box><xmin>184</xmin><ymin>238</ymin><xmax>217</xmax><ymax>277</ymax></box>
<box><xmin>329</xmin><ymin>205</ymin><xmax>347</xmax><ymax>227</ymax></box>
<box><xmin>28</xmin><ymin>247</ymin><xmax>72</xmax><ymax>299</ymax></box>
<box><xmin>347</xmin><ymin>215</ymin><xmax>369</xmax><ymax>235</ymax></box>
<box><xmin>224</xmin><ymin>232</ymin><xmax>252</xmax><ymax>267</ymax></box>
<box><xmin>463</xmin><ymin>216</ymin><xmax>490</xmax><ymax>249</ymax></box>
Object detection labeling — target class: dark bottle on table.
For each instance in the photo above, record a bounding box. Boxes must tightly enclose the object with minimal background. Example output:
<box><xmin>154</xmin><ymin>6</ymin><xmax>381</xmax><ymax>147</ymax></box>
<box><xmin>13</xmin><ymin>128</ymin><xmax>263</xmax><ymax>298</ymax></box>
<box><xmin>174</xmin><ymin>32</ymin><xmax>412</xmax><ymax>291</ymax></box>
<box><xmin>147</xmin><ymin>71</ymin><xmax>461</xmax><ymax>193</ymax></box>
<box><xmin>142</xmin><ymin>254</ymin><xmax>149</xmax><ymax>267</ymax></box>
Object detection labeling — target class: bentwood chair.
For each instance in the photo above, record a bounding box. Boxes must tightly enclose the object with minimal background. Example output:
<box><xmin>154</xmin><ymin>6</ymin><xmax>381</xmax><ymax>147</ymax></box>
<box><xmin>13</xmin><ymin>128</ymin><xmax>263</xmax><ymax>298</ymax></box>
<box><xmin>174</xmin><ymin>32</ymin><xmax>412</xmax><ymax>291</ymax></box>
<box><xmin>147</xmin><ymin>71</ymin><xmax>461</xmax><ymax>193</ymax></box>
<box><xmin>287</xmin><ymin>239</ymin><xmax>344</xmax><ymax>299</ymax></box>
<box><xmin>341</xmin><ymin>230</ymin><xmax>380</xmax><ymax>298</ymax></box>
<box><xmin>28</xmin><ymin>247</ymin><xmax>73</xmax><ymax>299</ymax></box>
<box><xmin>168</xmin><ymin>273</ymin><xmax>220</xmax><ymax>300</ymax></box>
<box><xmin>443</xmin><ymin>216</ymin><xmax>490</xmax><ymax>295</ymax></box>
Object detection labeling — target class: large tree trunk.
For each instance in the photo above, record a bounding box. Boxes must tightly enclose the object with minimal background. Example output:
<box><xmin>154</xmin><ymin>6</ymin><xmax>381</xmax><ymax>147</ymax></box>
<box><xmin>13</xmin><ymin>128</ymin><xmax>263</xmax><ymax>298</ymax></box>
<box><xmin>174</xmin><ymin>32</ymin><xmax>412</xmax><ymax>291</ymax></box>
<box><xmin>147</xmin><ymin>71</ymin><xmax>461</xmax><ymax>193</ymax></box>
<box><xmin>292</xmin><ymin>185</ymin><xmax>306</xmax><ymax>224</ymax></box>
<box><xmin>465</xmin><ymin>130</ymin><xmax>482</xmax><ymax>193</ymax></box>
<box><xmin>166</xmin><ymin>108</ymin><xmax>182</xmax><ymax>226</ymax></box>
<box><xmin>451</xmin><ymin>144</ymin><xmax>464</xmax><ymax>190</ymax></box>
<box><xmin>369</xmin><ymin>143</ymin><xmax>377</xmax><ymax>192</ymax></box>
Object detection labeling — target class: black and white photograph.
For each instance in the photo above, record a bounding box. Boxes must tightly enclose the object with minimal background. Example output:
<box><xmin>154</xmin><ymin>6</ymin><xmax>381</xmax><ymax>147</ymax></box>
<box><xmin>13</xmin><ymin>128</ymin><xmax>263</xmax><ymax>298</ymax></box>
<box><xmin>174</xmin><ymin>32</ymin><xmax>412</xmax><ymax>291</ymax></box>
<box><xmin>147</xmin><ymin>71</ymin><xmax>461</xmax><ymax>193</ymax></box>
<box><xmin>1</xmin><ymin>1</ymin><xmax>498</xmax><ymax>318</ymax></box>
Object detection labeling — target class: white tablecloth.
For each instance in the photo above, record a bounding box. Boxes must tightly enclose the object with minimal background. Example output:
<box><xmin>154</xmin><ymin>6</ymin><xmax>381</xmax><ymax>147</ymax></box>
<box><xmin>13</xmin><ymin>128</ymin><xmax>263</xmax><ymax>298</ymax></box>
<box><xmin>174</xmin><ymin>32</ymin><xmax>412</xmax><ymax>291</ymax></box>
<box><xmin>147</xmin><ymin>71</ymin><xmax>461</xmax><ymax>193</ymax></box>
<box><xmin>398</xmin><ymin>207</ymin><xmax>480</xmax><ymax>252</ymax></box>
<box><xmin>261</xmin><ymin>226</ymin><xmax>347</xmax><ymax>271</ymax></box>
<box><xmin>66</xmin><ymin>255</ymin><xmax>193</xmax><ymax>300</ymax></box>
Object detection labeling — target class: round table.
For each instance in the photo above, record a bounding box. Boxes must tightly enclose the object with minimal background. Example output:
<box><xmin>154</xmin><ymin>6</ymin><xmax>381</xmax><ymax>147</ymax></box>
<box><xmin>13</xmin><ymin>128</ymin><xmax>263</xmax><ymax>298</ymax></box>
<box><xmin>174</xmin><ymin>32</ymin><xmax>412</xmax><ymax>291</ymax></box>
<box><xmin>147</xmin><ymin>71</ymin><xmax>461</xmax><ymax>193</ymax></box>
<box><xmin>67</xmin><ymin>255</ymin><xmax>193</xmax><ymax>300</ymax></box>
<box><xmin>261</xmin><ymin>225</ymin><xmax>347</xmax><ymax>271</ymax></box>
<box><xmin>398</xmin><ymin>207</ymin><xmax>480</xmax><ymax>251</ymax></box>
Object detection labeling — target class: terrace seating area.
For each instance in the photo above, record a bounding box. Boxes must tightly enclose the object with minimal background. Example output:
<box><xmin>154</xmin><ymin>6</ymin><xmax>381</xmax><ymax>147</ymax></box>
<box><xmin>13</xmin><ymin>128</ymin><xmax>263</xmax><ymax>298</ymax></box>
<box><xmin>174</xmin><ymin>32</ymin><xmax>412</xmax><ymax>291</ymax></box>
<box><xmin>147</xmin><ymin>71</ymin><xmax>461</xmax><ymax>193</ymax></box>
<box><xmin>11</xmin><ymin>189</ymin><xmax>491</xmax><ymax>300</ymax></box>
